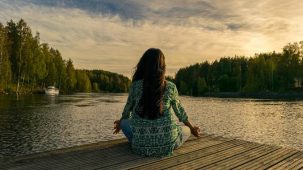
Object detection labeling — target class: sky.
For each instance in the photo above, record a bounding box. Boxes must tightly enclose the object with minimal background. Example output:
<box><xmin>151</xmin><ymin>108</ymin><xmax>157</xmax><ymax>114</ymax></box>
<box><xmin>0</xmin><ymin>0</ymin><xmax>303</xmax><ymax>77</ymax></box>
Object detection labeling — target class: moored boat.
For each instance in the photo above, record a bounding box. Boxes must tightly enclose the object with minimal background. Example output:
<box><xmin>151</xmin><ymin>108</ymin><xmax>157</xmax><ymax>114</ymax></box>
<box><xmin>44</xmin><ymin>86</ymin><xmax>59</xmax><ymax>95</ymax></box>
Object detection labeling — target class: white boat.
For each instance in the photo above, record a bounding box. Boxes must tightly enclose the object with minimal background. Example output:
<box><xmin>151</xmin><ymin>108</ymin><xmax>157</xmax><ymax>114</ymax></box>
<box><xmin>45</xmin><ymin>86</ymin><xmax>59</xmax><ymax>95</ymax></box>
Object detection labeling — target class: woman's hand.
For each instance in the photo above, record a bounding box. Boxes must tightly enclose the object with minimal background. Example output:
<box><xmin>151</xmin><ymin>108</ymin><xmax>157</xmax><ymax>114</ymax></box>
<box><xmin>113</xmin><ymin>120</ymin><xmax>121</xmax><ymax>134</ymax></box>
<box><xmin>190</xmin><ymin>126</ymin><xmax>201</xmax><ymax>138</ymax></box>
<box><xmin>183</xmin><ymin>120</ymin><xmax>202</xmax><ymax>138</ymax></box>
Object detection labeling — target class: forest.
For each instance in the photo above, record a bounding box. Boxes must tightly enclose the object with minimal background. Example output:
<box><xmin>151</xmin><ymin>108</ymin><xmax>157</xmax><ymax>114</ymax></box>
<box><xmin>0</xmin><ymin>19</ymin><xmax>130</xmax><ymax>94</ymax></box>
<box><xmin>174</xmin><ymin>41</ymin><xmax>303</xmax><ymax>96</ymax></box>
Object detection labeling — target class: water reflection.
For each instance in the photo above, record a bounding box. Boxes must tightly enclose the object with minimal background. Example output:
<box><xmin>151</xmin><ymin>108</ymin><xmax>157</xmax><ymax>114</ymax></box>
<box><xmin>181</xmin><ymin>98</ymin><xmax>303</xmax><ymax>152</ymax></box>
<box><xmin>0</xmin><ymin>94</ymin><xmax>303</xmax><ymax>158</ymax></box>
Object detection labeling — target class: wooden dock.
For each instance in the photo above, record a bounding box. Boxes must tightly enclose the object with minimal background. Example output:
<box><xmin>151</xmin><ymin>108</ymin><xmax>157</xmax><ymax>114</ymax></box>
<box><xmin>1</xmin><ymin>135</ymin><xmax>303</xmax><ymax>169</ymax></box>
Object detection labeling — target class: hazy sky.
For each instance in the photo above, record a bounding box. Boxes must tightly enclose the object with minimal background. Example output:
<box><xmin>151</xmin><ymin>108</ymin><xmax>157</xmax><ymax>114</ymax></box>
<box><xmin>1</xmin><ymin>0</ymin><xmax>303</xmax><ymax>77</ymax></box>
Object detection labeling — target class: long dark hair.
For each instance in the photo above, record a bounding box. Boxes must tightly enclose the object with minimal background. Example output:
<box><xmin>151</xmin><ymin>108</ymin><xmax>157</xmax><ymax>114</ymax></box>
<box><xmin>132</xmin><ymin>48</ymin><xmax>166</xmax><ymax>119</ymax></box>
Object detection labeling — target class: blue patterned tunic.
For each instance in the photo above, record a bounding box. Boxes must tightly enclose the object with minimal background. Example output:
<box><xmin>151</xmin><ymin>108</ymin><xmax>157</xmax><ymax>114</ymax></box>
<box><xmin>120</xmin><ymin>80</ymin><xmax>188</xmax><ymax>157</ymax></box>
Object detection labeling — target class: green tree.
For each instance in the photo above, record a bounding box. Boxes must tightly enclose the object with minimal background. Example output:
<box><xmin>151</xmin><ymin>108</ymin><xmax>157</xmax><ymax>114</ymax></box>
<box><xmin>218</xmin><ymin>74</ymin><xmax>230</xmax><ymax>92</ymax></box>
<box><xmin>179</xmin><ymin>81</ymin><xmax>188</xmax><ymax>95</ymax></box>
<box><xmin>6</xmin><ymin>19</ymin><xmax>33</xmax><ymax>93</ymax></box>
<box><xmin>277</xmin><ymin>42</ymin><xmax>302</xmax><ymax>90</ymax></box>
<box><xmin>0</xmin><ymin>23</ymin><xmax>12</xmax><ymax>86</ymax></box>
<box><xmin>196</xmin><ymin>77</ymin><xmax>208</xmax><ymax>95</ymax></box>
<box><xmin>76</xmin><ymin>70</ymin><xmax>91</xmax><ymax>92</ymax></box>
<box><xmin>66</xmin><ymin>59</ymin><xmax>77</xmax><ymax>93</ymax></box>
<box><xmin>32</xmin><ymin>34</ymin><xmax>47</xmax><ymax>86</ymax></box>
<box><xmin>92</xmin><ymin>82</ymin><xmax>100</xmax><ymax>92</ymax></box>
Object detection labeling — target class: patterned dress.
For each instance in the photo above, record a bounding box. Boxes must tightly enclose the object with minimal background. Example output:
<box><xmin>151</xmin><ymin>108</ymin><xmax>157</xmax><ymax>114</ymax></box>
<box><xmin>120</xmin><ymin>80</ymin><xmax>189</xmax><ymax>157</ymax></box>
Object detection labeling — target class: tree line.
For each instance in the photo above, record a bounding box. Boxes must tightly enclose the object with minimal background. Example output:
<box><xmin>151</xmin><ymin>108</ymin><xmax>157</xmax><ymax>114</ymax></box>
<box><xmin>2</xmin><ymin>19</ymin><xmax>302</xmax><ymax>96</ymax></box>
<box><xmin>0</xmin><ymin>19</ymin><xmax>130</xmax><ymax>94</ymax></box>
<box><xmin>174</xmin><ymin>42</ymin><xmax>303</xmax><ymax>96</ymax></box>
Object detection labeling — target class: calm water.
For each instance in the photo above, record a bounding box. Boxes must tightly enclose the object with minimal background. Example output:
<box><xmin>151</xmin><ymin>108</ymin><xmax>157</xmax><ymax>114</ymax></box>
<box><xmin>1</xmin><ymin>93</ymin><xmax>303</xmax><ymax>158</ymax></box>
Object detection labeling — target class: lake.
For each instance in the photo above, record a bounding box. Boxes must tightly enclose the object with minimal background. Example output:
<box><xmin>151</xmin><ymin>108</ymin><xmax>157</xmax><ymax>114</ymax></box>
<box><xmin>0</xmin><ymin>93</ymin><xmax>303</xmax><ymax>158</ymax></box>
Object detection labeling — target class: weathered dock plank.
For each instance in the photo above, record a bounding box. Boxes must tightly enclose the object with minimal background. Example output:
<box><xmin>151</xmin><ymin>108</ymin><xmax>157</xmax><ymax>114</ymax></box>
<box><xmin>199</xmin><ymin>144</ymin><xmax>279</xmax><ymax>169</ymax></box>
<box><xmin>267</xmin><ymin>152</ymin><xmax>303</xmax><ymax>170</ymax></box>
<box><xmin>232</xmin><ymin>148</ymin><xmax>300</xmax><ymax>169</ymax></box>
<box><xmin>1</xmin><ymin>135</ymin><xmax>303</xmax><ymax>170</ymax></box>
<box><xmin>104</xmin><ymin>136</ymin><xmax>233</xmax><ymax>170</ymax></box>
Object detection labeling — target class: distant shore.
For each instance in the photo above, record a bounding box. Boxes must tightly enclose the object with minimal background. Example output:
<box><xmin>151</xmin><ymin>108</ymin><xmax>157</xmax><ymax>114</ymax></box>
<box><xmin>0</xmin><ymin>87</ymin><xmax>118</xmax><ymax>95</ymax></box>
<box><xmin>2</xmin><ymin>88</ymin><xmax>303</xmax><ymax>100</ymax></box>
<box><xmin>0</xmin><ymin>85</ymin><xmax>43</xmax><ymax>95</ymax></box>
<box><xmin>198</xmin><ymin>91</ymin><xmax>303</xmax><ymax>100</ymax></box>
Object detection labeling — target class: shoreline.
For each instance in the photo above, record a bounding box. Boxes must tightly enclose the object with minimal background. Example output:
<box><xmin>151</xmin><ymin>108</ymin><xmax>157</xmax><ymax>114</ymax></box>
<box><xmin>2</xmin><ymin>90</ymin><xmax>303</xmax><ymax>100</ymax></box>
<box><xmin>0</xmin><ymin>88</ymin><xmax>121</xmax><ymax>96</ymax></box>
<box><xmin>200</xmin><ymin>92</ymin><xmax>303</xmax><ymax>100</ymax></box>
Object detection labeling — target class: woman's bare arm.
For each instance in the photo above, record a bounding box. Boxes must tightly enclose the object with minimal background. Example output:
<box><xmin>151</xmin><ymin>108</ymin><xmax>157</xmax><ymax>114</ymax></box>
<box><xmin>183</xmin><ymin>120</ymin><xmax>201</xmax><ymax>137</ymax></box>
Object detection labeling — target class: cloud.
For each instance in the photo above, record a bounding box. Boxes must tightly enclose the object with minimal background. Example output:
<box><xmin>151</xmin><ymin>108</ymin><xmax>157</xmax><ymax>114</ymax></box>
<box><xmin>21</xmin><ymin>0</ymin><xmax>147</xmax><ymax>20</ymax></box>
<box><xmin>0</xmin><ymin>0</ymin><xmax>303</xmax><ymax>77</ymax></box>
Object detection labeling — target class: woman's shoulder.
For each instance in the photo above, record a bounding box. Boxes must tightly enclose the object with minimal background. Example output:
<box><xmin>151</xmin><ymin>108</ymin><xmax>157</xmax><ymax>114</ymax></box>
<box><xmin>164</xmin><ymin>80</ymin><xmax>178</xmax><ymax>96</ymax></box>
<box><xmin>166</xmin><ymin>80</ymin><xmax>176</xmax><ymax>87</ymax></box>
<box><xmin>165</xmin><ymin>80</ymin><xmax>177</xmax><ymax>90</ymax></box>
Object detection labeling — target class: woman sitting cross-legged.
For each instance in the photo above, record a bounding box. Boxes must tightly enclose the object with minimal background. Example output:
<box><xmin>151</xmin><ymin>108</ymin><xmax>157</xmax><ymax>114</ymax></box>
<box><xmin>113</xmin><ymin>48</ymin><xmax>201</xmax><ymax>157</ymax></box>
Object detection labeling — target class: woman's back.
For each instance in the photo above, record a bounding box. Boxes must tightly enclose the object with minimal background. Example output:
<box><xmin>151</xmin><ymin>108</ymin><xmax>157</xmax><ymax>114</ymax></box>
<box><xmin>114</xmin><ymin>48</ymin><xmax>201</xmax><ymax>157</ymax></box>
<box><xmin>121</xmin><ymin>79</ymin><xmax>188</xmax><ymax>157</ymax></box>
